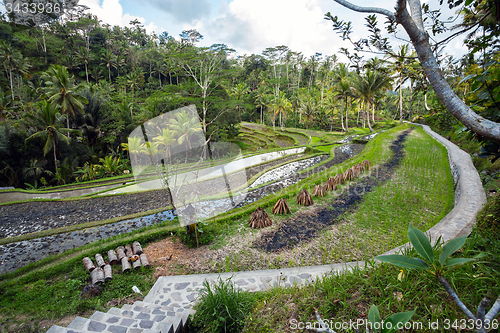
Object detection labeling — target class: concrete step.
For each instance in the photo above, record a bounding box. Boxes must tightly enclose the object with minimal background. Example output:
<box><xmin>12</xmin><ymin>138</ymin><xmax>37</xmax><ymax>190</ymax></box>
<box><xmin>66</xmin><ymin>311</ymin><xmax>172</xmax><ymax>333</ymax></box>
<box><xmin>107</xmin><ymin>306</ymin><xmax>182</xmax><ymax>333</ymax></box>
<box><xmin>128</xmin><ymin>301</ymin><xmax>195</xmax><ymax>326</ymax></box>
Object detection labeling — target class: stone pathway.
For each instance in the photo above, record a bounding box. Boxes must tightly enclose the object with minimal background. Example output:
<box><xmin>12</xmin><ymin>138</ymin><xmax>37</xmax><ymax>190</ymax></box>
<box><xmin>46</xmin><ymin>262</ymin><xmax>363</xmax><ymax>333</ymax></box>
<box><xmin>46</xmin><ymin>124</ymin><xmax>487</xmax><ymax>333</ymax></box>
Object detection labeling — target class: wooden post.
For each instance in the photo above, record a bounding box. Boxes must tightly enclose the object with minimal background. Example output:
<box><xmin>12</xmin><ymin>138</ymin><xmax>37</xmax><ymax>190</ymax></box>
<box><xmin>121</xmin><ymin>257</ymin><xmax>131</xmax><ymax>273</ymax></box>
<box><xmin>90</xmin><ymin>267</ymin><xmax>105</xmax><ymax>284</ymax></box>
<box><xmin>125</xmin><ymin>244</ymin><xmax>133</xmax><ymax>258</ymax></box>
<box><xmin>140</xmin><ymin>253</ymin><xmax>150</xmax><ymax>269</ymax></box>
<box><xmin>116</xmin><ymin>247</ymin><xmax>126</xmax><ymax>261</ymax></box>
<box><xmin>95</xmin><ymin>253</ymin><xmax>105</xmax><ymax>268</ymax></box>
<box><xmin>107</xmin><ymin>250</ymin><xmax>118</xmax><ymax>265</ymax></box>
<box><xmin>83</xmin><ymin>257</ymin><xmax>95</xmax><ymax>272</ymax></box>
<box><xmin>103</xmin><ymin>264</ymin><xmax>112</xmax><ymax>281</ymax></box>
<box><xmin>132</xmin><ymin>241</ymin><xmax>143</xmax><ymax>255</ymax></box>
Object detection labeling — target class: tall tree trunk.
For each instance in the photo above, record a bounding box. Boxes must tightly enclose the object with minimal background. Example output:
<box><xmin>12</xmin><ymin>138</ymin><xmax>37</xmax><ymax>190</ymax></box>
<box><xmin>345</xmin><ymin>97</ymin><xmax>349</xmax><ymax>132</ymax></box>
<box><xmin>341</xmin><ymin>99</ymin><xmax>345</xmax><ymax>131</ymax></box>
<box><xmin>424</xmin><ymin>91</ymin><xmax>431</xmax><ymax>111</ymax></box>
<box><xmin>399</xmin><ymin>73</ymin><xmax>403</xmax><ymax>123</ymax></box>
<box><xmin>85</xmin><ymin>63</ymin><xmax>89</xmax><ymax>84</ymax></box>
<box><xmin>8</xmin><ymin>67</ymin><xmax>14</xmax><ymax>101</ymax></box>
<box><xmin>366</xmin><ymin>102</ymin><xmax>373</xmax><ymax>132</ymax></box>
<box><xmin>53</xmin><ymin>140</ymin><xmax>57</xmax><ymax>168</ymax></box>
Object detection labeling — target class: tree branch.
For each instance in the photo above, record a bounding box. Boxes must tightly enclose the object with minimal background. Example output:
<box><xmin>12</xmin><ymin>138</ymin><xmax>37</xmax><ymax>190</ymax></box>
<box><xmin>408</xmin><ymin>0</ymin><xmax>424</xmax><ymax>32</ymax></box>
<box><xmin>332</xmin><ymin>0</ymin><xmax>395</xmax><ymax>21</ymax></box>
<box><xmin>438</xmin><ymin>275</ymin><xmax>476</xmax><ymax>320</ymax></box>
<box><xmin>485</xmin><ymin>294</ymin><xmax>500</xmax><ymax>322</ymax></box>
<box><xmin>477</xmin><ymin>297</ymin><xmax>489</xmax><ymax>320</ymax></box>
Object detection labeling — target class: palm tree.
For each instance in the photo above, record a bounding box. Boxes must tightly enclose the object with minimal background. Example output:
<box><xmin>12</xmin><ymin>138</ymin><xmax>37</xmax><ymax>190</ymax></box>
<box><xmin>153</xmin><ymin>128</ymin><xmax>176</xmax><ymax>164</ymax></box>
<box><xmin>121</xmin><ymin>136</ymin><xmax>144</xmax><ymax>169</ymax></box>
<box><xmin>42</xmin><ymin>65</ymin><xmax>87</xmax><ymax>133</ymax></box>
<box><xmin>100</xmin><ymin>50</ymin><xmax>116</xmax><ymax>82</ymax></box>
<box><xmin>351</xmin><ymin>70</ymin><xmax>392</xmax><ymax>132</ymax></box>
<box><xmin>75</xmin><ymin>46</ymin><xmax>93</xmax><ymax>83</ymax></box>
<box><xmin>330</xmin><ymin>63</ymin><xmax>352</xmax><ymax>131</ymax></box>
<box><xmin>168</xmin><ymin>110</ymin><xmax>203</xmax><ymax>163</ymax></box>
<box><xmin>0</xmin><ymin>40</ymin><xmax>23</xmax><ymax>101</ymax></box>
<box><xmin>254</xmin><ymin>83</ymin><xmax>269</xmax><ymax>124</ymax></box>
<box><xmin>387</xmin><ymin>45</ymin><xmax>417</xmax><ymax>122</ymax></box>
<box><xmin>90</xmin><ymin>67</ymin><xmax>103</xmax><ymax>83</ymax></box>
<box><xmin>0</xmin><ymin>89</ymin><xmax>12</xmax><ymax>120</ymax></box>
<box><xmin>231</xmin><ymin>82</ymin><xmax>250</xmax><ymax>122</ymax></box>
<box><xmin>269</xmin><ymin>91</ymin><xmax>292</xmax><ymax>130</ymax></box>
<box><xmin>25</xmin><ymin>101</ymin><xmax>80</xmax><ymax>168</ymax></box>
<box><xmin>298</xmin><ymin>96</ymin><xmax>317</xmax><ymax>129</ymax></box>
<box><xmin>22</xmin><ymin>159</ymin><xmax>52</xmax><ymax>188</ymax></box>
<box><xmin>113</xmin><ymin>54</ymin><xmax>126</xmax><ymax>77</ymax></box>
<box><xmin>125</xmin><ymin>68</ymin><xmax>144</xmax><ymax>99</ymax></box>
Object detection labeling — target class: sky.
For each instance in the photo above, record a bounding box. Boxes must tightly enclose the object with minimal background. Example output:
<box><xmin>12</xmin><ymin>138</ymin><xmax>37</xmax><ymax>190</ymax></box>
<box><xmin>4</xmin><ymin>0</ymin><xmax>469</xmax><ymax>61</ymax></box>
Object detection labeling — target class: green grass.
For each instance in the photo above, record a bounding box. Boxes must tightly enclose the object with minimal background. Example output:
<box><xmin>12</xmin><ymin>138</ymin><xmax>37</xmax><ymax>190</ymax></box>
<box><xmin>0</xmin><ymin>122</ymin><xmax>457</xmax><ymax>330</ymax></box>
<box><xmin>186</xmin><ymin>125</ymin><xmax>455</xmax><ymax>273</ymax></box>
<box><xmin>337</xmin><ymin>127</ymin><xmax>455</xmax><ymax>257</ymax></box>
<box><xmin>312</xmin><ymin>144</ymin><xmax>336</xmax><ymax>153</ymax></box>
<box><xmin>0</xmin><ymin>264</ymin><xmax>156</xmax><ymax>330</ymax></box>
<box><xmin>309</xmin><ymin>136</ymin><xmax>322</xmax><ymax>145</ymax></box>
<box><xmin>241</xmin><ymin>227</ymin><xmax>500</xmax><ymax>333</ymax></box>
<box><xmin>190</xmin><ymin>277</ymin><xmax>261</xmax><ymax>333</ymax></box>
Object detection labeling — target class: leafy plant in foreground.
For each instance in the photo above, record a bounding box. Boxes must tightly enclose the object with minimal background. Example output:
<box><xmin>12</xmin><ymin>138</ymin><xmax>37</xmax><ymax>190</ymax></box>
<box><xmin>376</xmin><ymin>225</ymin><xmax>500</xmax><ymax>333</ymax></box>
<box><xmin>191</xmin><ymin>277</ymin><xmax>258</xmax><ymax>333</ymax></box>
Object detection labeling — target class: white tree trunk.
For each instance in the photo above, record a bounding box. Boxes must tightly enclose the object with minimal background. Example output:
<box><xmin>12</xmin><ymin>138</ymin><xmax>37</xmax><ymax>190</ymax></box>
<box><xmin>332</xmin><ymin>0</ymin><xmax>500</xmax><ymax>141</ymax></box>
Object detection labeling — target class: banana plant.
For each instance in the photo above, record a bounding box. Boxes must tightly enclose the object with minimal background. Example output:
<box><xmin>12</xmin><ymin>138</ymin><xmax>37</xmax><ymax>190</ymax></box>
<box><xmin>376</xmin><ymin>225</ymin><xmax>500</xmax><ymax>333</ymax></box>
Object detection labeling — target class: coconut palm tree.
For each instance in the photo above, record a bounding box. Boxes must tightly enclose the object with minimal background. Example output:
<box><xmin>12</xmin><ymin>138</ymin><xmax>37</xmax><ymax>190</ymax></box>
<box><xmin>153</xmin><ymin>128</ymin><xmax>176</xmax><ymax>164</ymax></box>
<box><xmin>75</xmin><ymin>46</ymin><xmax>93</xmax><ymax>83</ymax></box>
<box><xmin>121</xmin><ymin>136</ymin><xmax>144</xmax><ymax>169</ymax></box>
<box><xmin>330</xmin><ymin>63</ymin><xmax>352</xmax><ymax>131</ymax></box>
<box><xmin>351</xmin><ymin>70</ymin><xmax>392</xmax><ymax>132</ymax></box>
<box><xmin>168</xmin><ymin>110</ymin><xmax>203</xmax><ymax>163</ymax></box>
<box><xmin>0</xmin><ymin>40</ymin><xmax>23</xmax><ymax>101</ymax></box>
<box><xmin>269</xmin><ymin>91</ymin><xmax>292</xmax><ymax>130</ymax></box>
<box><xmin>387</xmin><ymin>45</ymin><xmax>417</xmax><ymax>122</ymax></box>
<box><xmin>41</xmin><ymin>64</ymin><xmax>87</xmax><ymax>133</ymax></box>
<box><xmin>298</xmin><ymin>96</ymin><xmax>317</xmax><ymax>129</ymax></box>
<box><xmin>22</xmin><ymin>159</ymin><xmax>52</xmax><ymax>188</ymax></box>
<box><xmin>254</xmin><ymin>83</ymin><xmax>269</xmax><ymax>125</ymax></box>
<box><xmin>25</xmin><ymin>101</ymin><xmax>81</xmax><ymax>168</ymax></box>
<box><xmin>231</xmin><ymin>82</ymin><xmax>250</xmax><ymax>122</ymax></box>
<box><xmin>100</xmin><ymin>50</ymin><xmax>116</xmax><ymax>82</ymax></box>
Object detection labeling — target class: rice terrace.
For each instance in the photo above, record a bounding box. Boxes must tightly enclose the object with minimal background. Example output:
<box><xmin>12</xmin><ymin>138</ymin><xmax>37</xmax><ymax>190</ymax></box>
<box><xmin>1</xmin><ymin>1</ymin><xmax>500</xmax><ymax>332</ymax></box>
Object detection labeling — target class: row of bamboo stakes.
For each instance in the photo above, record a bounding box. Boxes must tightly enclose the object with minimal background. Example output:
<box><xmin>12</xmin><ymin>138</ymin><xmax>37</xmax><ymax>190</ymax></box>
<box><xmin>248</xmin><ymin>160</ymin><xmax>372</xmax><ymax>229</ymax></box>
<box><xmin>83</xmin><ymin>241</ymin><xmax>150</xmax><ymax>284</ymax></box>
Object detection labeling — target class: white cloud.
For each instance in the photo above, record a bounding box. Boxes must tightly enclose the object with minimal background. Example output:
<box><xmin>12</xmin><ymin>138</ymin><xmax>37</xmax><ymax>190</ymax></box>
<box><xmin>79</xmin><ymin>0</ymin><xmax>159</xmax><ymax>34</ymax></box>
<box><xmin>193</xmin><ymin>0</ymin><xmax>353</xmax><ymax>57</ymax></box>
<box><xmin>137</xmin><ymin>0</ymin><xmax>212</xmax><ymax>23</ymax></box>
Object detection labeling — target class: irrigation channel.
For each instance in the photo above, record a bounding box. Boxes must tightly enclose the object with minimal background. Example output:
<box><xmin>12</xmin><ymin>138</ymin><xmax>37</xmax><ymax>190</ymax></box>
<box><xmin>0</xmin><ymin>139</ymin><xmax>368</xmax><ymax>275</ymax></box>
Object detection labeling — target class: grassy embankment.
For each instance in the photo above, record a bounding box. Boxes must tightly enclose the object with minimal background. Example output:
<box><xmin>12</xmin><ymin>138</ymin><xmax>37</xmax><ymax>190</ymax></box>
<box><xmin>0</xmin><ymin>122</ymin><xmax>456</xmax><ymax>331</ymax></box>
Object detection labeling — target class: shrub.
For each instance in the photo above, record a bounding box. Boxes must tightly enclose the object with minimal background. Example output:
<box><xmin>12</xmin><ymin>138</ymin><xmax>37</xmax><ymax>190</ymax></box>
<box><xmin>191</xmin><ymin>277</ymin><xmax>258</xmax><ymax>333</ymax></box>
<box><xmin>475</xmin><ymin>194</ymin><xmax>500</xmax><ymax>239</ymax></box>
